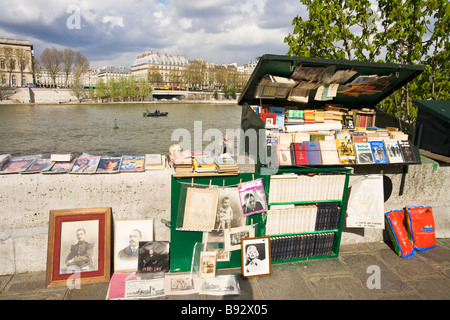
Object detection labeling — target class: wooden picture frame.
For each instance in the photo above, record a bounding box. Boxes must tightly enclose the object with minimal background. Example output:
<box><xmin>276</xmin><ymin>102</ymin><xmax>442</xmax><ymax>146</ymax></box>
<box><xmin>241</xmin><ymin>237</ymin><xmax>271</xmax><ymax>278</ymax></box>
<box><xmin>45</xmin><ymin>207</ymin><xmax>111</xmax><ymax>288</ymax></box>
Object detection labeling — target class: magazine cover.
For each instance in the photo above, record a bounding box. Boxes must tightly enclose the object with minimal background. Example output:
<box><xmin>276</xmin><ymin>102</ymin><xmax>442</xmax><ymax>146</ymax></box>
<box><xmin>137</xmin><ymin>241</ymin><xmax>170</xmax><ymax>274</ymax></box>
<box><xmin>0</xmin><ymin>155</ymin><xmax>40</xmax><ymax>174</ymax></box>
<box><xmin>71</xmin><ymin>155</ymin><xmax>101</xmax><ymax>173</ymax></box>
<box><xmin>120</xmin><ymin>155</ymin><xmax>145</xmax><ymax>172</ymax></box>
<box><xmin>238</xmin><ymin>178</ymin><xmax>267</xmax><ymax>216</ymax></box>
<box><xmin>44</xmin><ymin>159</ymin><xmax>76</xmax><ymax>174</ymax></box>
<box><xmin>97</xmin><ymin>156</ymin><xmax>122</xmax><ymax>173</ymax></box>
<box><xmin>24</xmin><ymin>159</ymin><xmax>54</xmax><ymax>173</ymax></box>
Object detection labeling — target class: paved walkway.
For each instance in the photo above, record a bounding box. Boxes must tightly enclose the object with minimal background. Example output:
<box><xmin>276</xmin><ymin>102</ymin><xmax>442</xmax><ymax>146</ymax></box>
<box><xmin>1</xmin><ymin>239</ymin><xmax>449</xmax><ymax>301</ymax></box>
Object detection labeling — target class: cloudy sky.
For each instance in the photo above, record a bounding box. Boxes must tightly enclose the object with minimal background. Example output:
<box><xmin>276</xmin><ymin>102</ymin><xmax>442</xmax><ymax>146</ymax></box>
<box><xmin>0</xmin><ymin>0</ymin><xmax>306</xmax><ymax>68</ymax></box>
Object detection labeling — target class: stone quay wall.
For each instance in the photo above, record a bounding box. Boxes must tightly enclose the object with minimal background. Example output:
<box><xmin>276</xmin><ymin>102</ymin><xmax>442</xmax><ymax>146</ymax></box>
<box><xmin>0</xmin><ymin>157</ymin><xmax>448</xmax><ymax>275</ymax></box>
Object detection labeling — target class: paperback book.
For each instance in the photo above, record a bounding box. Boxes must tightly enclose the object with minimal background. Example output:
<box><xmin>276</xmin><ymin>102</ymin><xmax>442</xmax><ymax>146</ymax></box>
<box><xmin>384</xmin><ymin>139</ymin><xmax>403</xmax><ymax>163</ymax></box>
<box><xmin>369</xmin><ymin>141</ymin><xmax>389</xmax><ymax>164</ymax></box>
<box><xmin>335</xmin><ymin>139</ymin><xmax>356</xmax><ymax>164</ymax></box>
<box><xmin>354</xmin><ymin>143</ymin><xmax>375</xmax><ymax>164</ymax></box>
<box><xmin>398</xmin><ymin>140</ymin><xmax>417</xmax><ymax>163</ymax></box>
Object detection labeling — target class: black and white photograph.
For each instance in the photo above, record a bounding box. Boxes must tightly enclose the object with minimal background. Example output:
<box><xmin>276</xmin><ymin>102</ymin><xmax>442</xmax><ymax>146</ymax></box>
<box><xmin>199</xmin><ymin>275</ymin><xmax>240</xmax><ymax>296</ymax></box>
<box><xmin>60</xmin><ymin>220</ymin><xmax>99</xmax><ymax>274</ymax></box>
<box><xmin>125</xmin><ymin>278</ymin><xmax>165</xmax><ymax>299</ymax></box>
<box><xmin>114</xmin><ymin>220</ymin><xmax>154</xmax><ymax>272</ymax></box>
<box><xmin>241</xmin><ymin>237</ymin><xmax>271</xmax><ymax>278</ymax></box>
<box><xmin>46</xmin><ymin>207</ymin><xmax>111</xmax><ymax>288</ymax></box>
<box><xmin>224</xmin><ymin>225</ymin><xmax>255</xmax><ymax>252</ymax></box>
<box><xmin>164</xmin><ymin>273</ymin><xmax>199</xmax><ymax>295</ymax></box>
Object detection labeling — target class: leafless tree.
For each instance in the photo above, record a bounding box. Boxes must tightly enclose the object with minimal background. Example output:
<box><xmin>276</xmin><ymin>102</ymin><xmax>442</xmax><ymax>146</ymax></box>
<box><xmin>62</xmin><ymin>48</ymin><xmax>75</xmax><ymax>87</ymax></box>
<box><xmin>40</xmin><ymin>47</ymin><xmax>63</xmax><ymax>87</ymax></box>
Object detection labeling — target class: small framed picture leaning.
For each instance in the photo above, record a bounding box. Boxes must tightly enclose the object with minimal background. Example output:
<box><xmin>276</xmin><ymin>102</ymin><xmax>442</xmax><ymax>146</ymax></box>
<box><xmin>45</xmin><ymin>207</ymin><xmax>111</xmax><ymax>288</ymax></box>
<box><xmin>240</xmin><ymin>237</ymin><xmax>271</xmax><ymax>278</ymax></box>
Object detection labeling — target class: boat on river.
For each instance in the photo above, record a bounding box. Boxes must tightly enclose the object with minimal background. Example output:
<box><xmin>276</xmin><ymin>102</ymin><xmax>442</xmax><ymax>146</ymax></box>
<box><xmin>143</xmin><ymin>109</ymin><xmax>168</xmax><ymax>117</ymax></box>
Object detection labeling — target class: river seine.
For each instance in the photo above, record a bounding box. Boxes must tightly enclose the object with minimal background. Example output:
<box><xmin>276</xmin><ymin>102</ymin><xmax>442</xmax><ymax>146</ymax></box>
<box><xmin>0</xmin><ymin>103</ymin><xmax>242</xmax><ymax>157</ymax></box>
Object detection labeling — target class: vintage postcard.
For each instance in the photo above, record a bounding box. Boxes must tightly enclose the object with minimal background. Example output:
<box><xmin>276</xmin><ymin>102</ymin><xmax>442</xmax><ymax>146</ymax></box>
<box><xmin>224</xmin><ymin>225</ymin><xmax>255</xmax><ymax>252</ymax></box>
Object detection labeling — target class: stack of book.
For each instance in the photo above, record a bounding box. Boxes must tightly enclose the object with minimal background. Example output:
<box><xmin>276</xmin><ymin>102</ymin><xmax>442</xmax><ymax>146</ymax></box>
<box><xmin>192</xmin><ymin>153</ymin><xmax>216</xmax><ymax>173</ymax></box>
<box><xmin>145</xmin><ymin>154</ymin><xmax>166</xmax><ymax>170</ymax></box>
<box><xmin>171</xmin><ymin>150</ymin><xmax>193</xmax><ymax>175</ymax></box>
<box><xmin>214</xmin><ymin>155</ymin><xmax>239</xmax><ymax>174</ymax></box>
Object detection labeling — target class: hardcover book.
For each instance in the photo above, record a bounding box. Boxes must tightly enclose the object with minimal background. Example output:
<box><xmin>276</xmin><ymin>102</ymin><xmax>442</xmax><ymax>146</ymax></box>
<box><xmin>354</xmin><ymin>143</ymin><xmax>375</xmax><ymax>164</ymax></box>
<box><xmin>335</xmin><ymin>139</ymin><xmax>356</xmax><ymax>164</ymax></box>
<box><xmin>291</xmin><ymin>142</ymin><xmax>308</xmax><ymax>165</ymax></box>
<box><xmin>304</xmin><ymin>141</ymin><xmax>322</xmax><ymax>165</ymax></box>
<box><xmin>276</xmin><ymin>144</ymin><xmax>292</xmax><ymax>166</ymax></box>
<box><xmin>369</xmin><ymin>141</ymin><xmax>389</xmax><ymax>164</ymax></box>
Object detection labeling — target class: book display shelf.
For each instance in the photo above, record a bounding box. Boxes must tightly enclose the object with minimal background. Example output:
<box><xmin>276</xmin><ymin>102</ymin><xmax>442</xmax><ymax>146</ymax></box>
<box><xmin>264</xmin><ymin>166</ymin><xmax>351</xmax><ymax>263</ymax></box>
<box><xmin>169</xmin><ymin>54</ymin><xmax>426</xmax><ymax>273</ymax></box>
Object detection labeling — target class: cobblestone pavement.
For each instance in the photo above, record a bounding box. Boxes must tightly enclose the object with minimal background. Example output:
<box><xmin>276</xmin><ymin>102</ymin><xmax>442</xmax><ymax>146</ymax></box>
<box><xmin>1</xmin><ymin>239</ymin><xmax>449</xmax><ymax>301</ymax></box>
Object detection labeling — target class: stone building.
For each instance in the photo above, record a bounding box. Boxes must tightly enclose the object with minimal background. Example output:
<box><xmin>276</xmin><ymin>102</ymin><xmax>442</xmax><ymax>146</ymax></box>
<box><xmin>131</xmin><ymin>51</ymin><xmax>189</xmax><ymax>88</ymax></box>
<box><xmin>0</xmin><ymin>38</ymin><xmax>34</xmax><ymax>87</ymax></box>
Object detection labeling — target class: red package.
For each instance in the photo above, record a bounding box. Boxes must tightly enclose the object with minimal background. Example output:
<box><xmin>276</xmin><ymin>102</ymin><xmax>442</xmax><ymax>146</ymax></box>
<box><xmin>385</xmin><ymin>210</ymin><xmax>415</xmax><ymax>257</ymax></box>
<box><xmin>406</xmin><ymin>206</ymin><xmax>436</xmax><ymax>251</ymax></box>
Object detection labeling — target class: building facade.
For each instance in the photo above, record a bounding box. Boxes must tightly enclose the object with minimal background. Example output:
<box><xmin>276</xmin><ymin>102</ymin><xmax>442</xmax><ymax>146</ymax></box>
<box><xmin>0</xmin><ymin>38</ymin><xmax>34</xmax><ymax>87</ymax></box>
<box><xmin>131</xmin><ymin>51</ymin><xmax>189</xmax><ymax>88</ymax></box>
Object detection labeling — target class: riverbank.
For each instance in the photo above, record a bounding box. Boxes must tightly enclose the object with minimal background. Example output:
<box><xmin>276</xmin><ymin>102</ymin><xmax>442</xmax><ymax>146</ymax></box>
<box><xmin>1</xmin><ymin>87</ymin><xmax>239</xmax><ymax>105</ymax></box>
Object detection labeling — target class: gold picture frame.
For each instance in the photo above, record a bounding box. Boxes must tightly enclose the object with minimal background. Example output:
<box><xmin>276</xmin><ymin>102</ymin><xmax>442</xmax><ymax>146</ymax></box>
<box><xmin>45</xmin><ymin>207</ymin><xmax>111</xmax><ymax>288</ymax></box>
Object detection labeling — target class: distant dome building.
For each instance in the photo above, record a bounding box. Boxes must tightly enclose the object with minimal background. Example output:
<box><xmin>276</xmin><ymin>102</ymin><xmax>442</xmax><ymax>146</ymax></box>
<box><xmin>131</xmin><ymin>51</ymin><xmax>189</xmax><ymax>88</ymax></box>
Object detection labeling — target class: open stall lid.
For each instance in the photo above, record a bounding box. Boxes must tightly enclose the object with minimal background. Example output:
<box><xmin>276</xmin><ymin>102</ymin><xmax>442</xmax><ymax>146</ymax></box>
<box><xmin>239</xmin><ymin>54</ymin><xmax>425</xmax><ymax>108</ymax></box>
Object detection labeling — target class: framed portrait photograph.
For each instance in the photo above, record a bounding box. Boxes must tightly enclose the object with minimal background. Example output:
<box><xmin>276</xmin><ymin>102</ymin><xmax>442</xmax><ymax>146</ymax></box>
<box><xmin>241</xmin><ymin>237</ymin><xmax>271</xmax><ymax>278</ymax></box>
<box><xmin>45</xmin><ymin>207</ymin><xmax>111</xmax><ymax>288</ymax></box>
<box><xmin>114</xmin><ymin>220</ymin><xmax>154</xmax><ymax>272</ymax></box>
<box><xmin>182</xmin><ymin>187</ymin><xmax>219</xmax><ymax>231</ymax></box>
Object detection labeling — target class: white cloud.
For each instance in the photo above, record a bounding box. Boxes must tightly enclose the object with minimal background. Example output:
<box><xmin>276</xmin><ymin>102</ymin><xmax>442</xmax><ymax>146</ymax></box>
<box><xmin>101</xmin><ymin>15</ymin><xmax>125</xmax><ymax>28</ymax></box>
<box><xmin>0</xmin><ymin>0</ymin><xmax>302</xmax><ymax>66</ymax></box>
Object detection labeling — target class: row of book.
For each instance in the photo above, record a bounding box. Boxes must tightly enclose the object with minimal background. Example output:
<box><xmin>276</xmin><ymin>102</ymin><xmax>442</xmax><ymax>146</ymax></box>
<box><xmin>270</xmin><ymin>232</ymin><xmax>336</xmax><ymax>261</ymax></box>
<box><xmin>0</xmin><ymin>153</ymin><xmax>166</xmax><ymax>174</ymax></box>
<box><xmin>268</xmin><ymin>174</ymin><xmax>347</xmax><ymax>203</ymax></box>
<box><xmin>170</xmin><ymin>150</ymin><xmax>239</xmax><ymax>175</ymax></box>
<box><xmin>276</xmin><ymin>139</ymin><xmax>416</xmax><ymax>166</ymax></box>
<box><xmin>251</xmin><ymin>105</ymin><xmax>376</xmax><ymax>131</ymax></box>
<box><xmin>266</xmin><ymin>202</ymin><xmax>341</xmax><ymax>235</ymax></box>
